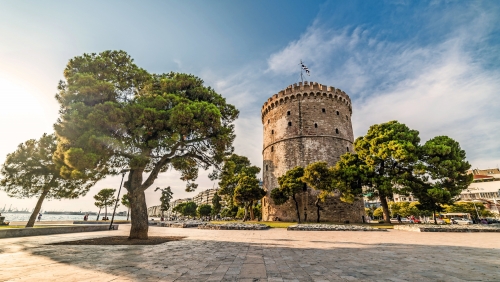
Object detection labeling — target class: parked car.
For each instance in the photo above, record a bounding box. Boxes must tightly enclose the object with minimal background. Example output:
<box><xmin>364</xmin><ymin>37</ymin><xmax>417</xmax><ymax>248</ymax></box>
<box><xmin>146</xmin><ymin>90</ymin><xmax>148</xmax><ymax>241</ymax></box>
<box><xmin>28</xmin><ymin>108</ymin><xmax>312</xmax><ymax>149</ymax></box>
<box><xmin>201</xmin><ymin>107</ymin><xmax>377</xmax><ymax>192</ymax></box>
<box><xmin>390</xmin><ymin>218</ymin><xmax>409</xmax><ymax>223</ymax></box>
<box><xmin>451</xmin><ymin>218</ymin><xmax>473</xmax><ymax>225</ymax></box>
<box><xmin>486</xmin><ymin>218</ymin><xmax>499</xmax><ymax>224</ymax></box>
<box><xmin>424</xmin><ymin>218</ymin><xmax>445</xmax><ymax>224</ymax></box>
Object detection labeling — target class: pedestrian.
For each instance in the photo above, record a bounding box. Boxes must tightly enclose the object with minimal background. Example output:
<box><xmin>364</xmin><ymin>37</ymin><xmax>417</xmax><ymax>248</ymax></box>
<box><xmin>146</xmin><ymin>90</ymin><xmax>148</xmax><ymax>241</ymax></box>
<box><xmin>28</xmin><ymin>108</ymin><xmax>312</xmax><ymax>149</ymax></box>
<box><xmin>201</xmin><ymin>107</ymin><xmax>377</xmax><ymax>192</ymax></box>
<box><xmin>397</xmin><ymin>214</ymin><xmax>402</xmax><ymax>224</ymax></box>
<box><xmin>84</xmin><ymin>214</ymin><xmax>88</xmax><ymax>221</ymax></box>
<box><xmin>37</xmin><ymin>213</ymin><xmax>42</xmax><ymax>222</ymax></box>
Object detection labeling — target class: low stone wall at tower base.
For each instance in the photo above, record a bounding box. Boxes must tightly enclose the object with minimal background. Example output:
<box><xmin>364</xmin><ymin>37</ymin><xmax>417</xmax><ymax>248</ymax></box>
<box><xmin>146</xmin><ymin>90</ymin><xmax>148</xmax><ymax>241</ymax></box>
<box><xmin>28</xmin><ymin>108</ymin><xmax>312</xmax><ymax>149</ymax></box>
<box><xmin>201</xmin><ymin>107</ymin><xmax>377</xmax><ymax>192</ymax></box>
<box><xmin>287</xmin><ymin>224</ymin><xmax>386</xmax><ymax>231</ymax></box>
<box><xmin>264</xmin><ymin>191</ymin><xmax>365</xmax><ymax>223</ymax></box>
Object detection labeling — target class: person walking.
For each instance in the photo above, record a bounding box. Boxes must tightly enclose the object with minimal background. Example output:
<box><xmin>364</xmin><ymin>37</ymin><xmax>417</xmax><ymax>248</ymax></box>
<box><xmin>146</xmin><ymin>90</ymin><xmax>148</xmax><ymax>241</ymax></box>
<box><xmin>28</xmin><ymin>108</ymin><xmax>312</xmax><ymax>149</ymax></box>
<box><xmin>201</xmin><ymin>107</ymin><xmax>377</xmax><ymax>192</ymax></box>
<box><xmin>37</xmin><ymin>213</ymin><xmax>42</xmax><ymax>222</ymax></box>
<box><xmin>397</xmin><ymin>214</ymin><xmax>402</xmax><ymax>224</ymax></box>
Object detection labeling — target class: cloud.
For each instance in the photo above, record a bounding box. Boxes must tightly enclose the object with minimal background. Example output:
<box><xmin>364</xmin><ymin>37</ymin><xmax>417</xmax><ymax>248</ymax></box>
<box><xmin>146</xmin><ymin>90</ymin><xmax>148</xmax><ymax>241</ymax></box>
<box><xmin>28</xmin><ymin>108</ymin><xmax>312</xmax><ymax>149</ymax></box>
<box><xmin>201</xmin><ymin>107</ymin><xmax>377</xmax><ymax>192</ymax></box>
<box><xmin>265</xmin><ymin>6</ymin><xmax>500</xmax><ymax>168</ymax></box>
<box><xmin>134</xmin><ymin>2</ymin><xmax>500</xmax><ymax>206</ymax></box>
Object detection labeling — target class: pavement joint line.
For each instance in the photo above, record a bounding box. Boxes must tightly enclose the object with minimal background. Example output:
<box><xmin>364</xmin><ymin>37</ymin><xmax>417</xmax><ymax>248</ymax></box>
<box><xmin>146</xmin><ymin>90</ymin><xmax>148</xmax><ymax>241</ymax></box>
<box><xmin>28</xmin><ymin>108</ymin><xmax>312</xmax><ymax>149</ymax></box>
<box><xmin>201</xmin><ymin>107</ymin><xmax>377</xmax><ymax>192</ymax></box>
<box><xmin>1</xmin><ymin>227</ymin><xmax>500</xmax><ymax>281</ymax></box>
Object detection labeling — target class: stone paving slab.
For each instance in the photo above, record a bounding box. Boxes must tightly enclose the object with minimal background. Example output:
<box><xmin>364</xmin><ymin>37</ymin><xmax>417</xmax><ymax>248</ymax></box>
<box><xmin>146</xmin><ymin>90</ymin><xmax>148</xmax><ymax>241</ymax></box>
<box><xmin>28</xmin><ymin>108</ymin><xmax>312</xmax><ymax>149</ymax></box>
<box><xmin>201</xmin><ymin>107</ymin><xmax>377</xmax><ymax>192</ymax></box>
<box><xmin>1</xmin><ymin>225</ymin><xmax>500</xmax><ymax>281</ymax></box>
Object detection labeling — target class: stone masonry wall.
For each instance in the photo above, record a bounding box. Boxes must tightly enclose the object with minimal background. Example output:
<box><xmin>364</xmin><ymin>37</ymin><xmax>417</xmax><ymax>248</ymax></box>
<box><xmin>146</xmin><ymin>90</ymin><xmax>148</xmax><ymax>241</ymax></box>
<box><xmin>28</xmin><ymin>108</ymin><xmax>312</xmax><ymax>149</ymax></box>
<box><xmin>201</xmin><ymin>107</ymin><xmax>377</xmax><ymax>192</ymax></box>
<box><xmin>261</xmin><ymin>81</ymin><xmax>365</xmax><ymax>223</ymax></box>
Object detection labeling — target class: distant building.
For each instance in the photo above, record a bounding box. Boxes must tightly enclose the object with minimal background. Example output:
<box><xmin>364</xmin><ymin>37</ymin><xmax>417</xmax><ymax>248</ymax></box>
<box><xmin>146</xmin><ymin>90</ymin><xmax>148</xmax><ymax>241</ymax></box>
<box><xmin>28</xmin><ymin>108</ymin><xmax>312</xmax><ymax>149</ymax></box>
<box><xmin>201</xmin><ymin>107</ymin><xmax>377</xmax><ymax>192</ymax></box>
<box><xmin>467</xmin><ymin>168</ymin><xmax>500</xmax><ymax>182</ymax></box>
<box><xmin>460</xmin><ymin>168</ymin><xmax>500</xmax><ymax>214</ymax></box>
<box><xmin>192</xmin><ymin>188</ymin><xmax>218</xmax><ymax>206</ymax></box>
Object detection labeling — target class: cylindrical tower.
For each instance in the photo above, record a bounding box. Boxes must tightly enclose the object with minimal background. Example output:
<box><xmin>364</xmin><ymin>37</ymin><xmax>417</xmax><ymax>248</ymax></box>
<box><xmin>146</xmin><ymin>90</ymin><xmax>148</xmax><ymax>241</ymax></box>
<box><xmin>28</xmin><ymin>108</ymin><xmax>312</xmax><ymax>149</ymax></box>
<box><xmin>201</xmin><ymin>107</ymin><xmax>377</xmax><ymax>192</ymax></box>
<box><xmin>261</xmin><ymin>81</ymin><xmax>365</xmax><ymax>222</ymax></box>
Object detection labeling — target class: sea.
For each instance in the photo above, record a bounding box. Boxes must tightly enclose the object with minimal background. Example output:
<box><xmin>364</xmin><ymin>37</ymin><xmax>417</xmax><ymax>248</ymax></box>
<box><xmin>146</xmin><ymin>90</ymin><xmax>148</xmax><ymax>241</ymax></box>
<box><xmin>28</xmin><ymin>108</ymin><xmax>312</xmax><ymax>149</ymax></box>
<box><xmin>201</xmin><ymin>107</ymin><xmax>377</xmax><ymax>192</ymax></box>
<box><xmin>1</xmin><ymin>212</ymin><xmax>129</xmax><ymax>222</ymax></box>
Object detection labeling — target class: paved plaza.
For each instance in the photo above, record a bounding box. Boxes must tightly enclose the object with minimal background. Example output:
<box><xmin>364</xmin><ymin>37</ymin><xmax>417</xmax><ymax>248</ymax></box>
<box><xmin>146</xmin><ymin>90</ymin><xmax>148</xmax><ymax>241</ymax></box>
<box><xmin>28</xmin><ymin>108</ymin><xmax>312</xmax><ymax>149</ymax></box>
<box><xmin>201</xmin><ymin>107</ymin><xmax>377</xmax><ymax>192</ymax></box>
<box><xmin>1</xmin><ymin>225</ymin><xmax>499</xmax><ymax>282</ymax></box>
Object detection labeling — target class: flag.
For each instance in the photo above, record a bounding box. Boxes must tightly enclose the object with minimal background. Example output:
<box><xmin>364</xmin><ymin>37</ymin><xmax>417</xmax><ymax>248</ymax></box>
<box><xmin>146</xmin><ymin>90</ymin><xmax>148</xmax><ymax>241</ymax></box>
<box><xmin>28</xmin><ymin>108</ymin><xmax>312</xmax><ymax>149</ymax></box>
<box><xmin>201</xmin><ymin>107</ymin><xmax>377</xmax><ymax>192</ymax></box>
<box><xmin>301</xmin><ymin>63</ymin><xmax>310</xmax><ymax>75</ymax></box>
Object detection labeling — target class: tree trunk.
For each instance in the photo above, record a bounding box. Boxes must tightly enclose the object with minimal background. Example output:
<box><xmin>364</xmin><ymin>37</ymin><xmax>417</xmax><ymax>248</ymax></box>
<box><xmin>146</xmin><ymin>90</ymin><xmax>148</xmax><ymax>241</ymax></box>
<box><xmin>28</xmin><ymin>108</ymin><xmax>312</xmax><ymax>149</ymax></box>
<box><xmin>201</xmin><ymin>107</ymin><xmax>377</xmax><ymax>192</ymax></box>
<box><xmin>26</xmin><ymin>189</ymin><xmax>49</xmax><ymax>228</ymax></box>
<box><xmin>96</xmin><ymin>207</ymin><xmax>101</xmax><ymax>220</ymax></box>
<box><xmin>249</xmin><ymin>201</ymin><xmax>255</xmax><ymax>221</ymax></box>
<box><xmin>104</xmin><ymin>204</ymin><xmax>107</xmax><ymax>220</ymax></box>
<box><xmin>380</xmin><ymin>196</ymin><xmax>391</xmax><ymax>223</ymax></box>
<box><xmin>127</xmin><ymin>208</ymin><xmax>130</xmax><ymax>221</ymax></box>
<box><xmin>433</xmin><ymin>210</ymin><xmax>437</xmax><ymax>224</ymax></box>
<box><xmin>292</xmin><ymin>194</ymin><xmax>301</xmax><ymax>223</ymax></box>
<box><xmin>315</xmin><ymin>198</ymin><xmax>321</xmax><ymax>223</ymax></box>
<box><xmin>243</xmin><ymin>203</ymin><xmax>249</xmax><ymax>222</ymax></box>
<box><xmin>129</xmin><ymin>188</ymin><xmax>149</xmax><ymax>239</ymax></box>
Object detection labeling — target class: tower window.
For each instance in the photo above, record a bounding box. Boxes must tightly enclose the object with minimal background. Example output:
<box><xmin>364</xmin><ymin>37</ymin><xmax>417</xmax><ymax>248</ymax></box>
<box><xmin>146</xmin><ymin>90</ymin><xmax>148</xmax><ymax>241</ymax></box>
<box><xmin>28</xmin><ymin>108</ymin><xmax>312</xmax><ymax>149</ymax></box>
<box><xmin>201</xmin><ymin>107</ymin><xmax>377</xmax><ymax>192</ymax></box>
<box><xmin>268</xmin><ymin>119</ymin><xmax>270</xmax><ymax>124</ymax></box>
<box><xmin>288</xmin><ymin>121</ymin><xmax>292</xmax><ymax>126</ymax></box>
<box><xmin>336</xmin><ymin>111</ymin><xmax>339</xmax><ymax>115</ymax></box>
<box><xmin>347</xmin><ymin>147</ymin><xmax>349</xmax><ymax>152</ymax></box>
<box><xmin>271</xmin><ymin>146</ymin><xmax>274</xmax><ymax>152</ymax></box>
<box><xmin>287</xmin><ymin>111</ymin><xmax>291</xmax><ymax>116</ymax></box>
<box><xmin>271</xmin><ymin>130</ymin><xmax>274</xmax><ymax>134</ymax></box>
<box><xmin>314</xmin><ymin>123</ymin><xmax>318</xmax><ymax>128</ymax></box>
<box><xmin>336</xmin><ymin>128</ymin><xmax>339</xmax><ymax>134</ymax></box>
<box><xmin>322</xmin><ymin>108</ymin><xmax>325</xmax><ymax>113</ymax></box>
<box><xmin>346</xmin><ymin>115</ymin><xmax>348</xmax><ymax>120</ymax></box>
<box><xmin>266</xmin><ymin>165</ymin><xmax>268</xmax><ymax>171</ymax></box>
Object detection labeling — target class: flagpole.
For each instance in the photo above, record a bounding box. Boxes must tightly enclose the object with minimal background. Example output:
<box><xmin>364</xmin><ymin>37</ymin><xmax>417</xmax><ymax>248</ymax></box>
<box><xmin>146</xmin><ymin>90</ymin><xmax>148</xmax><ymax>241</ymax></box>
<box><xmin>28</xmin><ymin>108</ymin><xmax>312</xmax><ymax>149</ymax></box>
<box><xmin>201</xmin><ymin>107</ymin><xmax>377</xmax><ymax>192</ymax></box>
<box><xmin>300</xmin><ymin>60</ymin><xmax>303</xmax><ymax>83</ymax></box>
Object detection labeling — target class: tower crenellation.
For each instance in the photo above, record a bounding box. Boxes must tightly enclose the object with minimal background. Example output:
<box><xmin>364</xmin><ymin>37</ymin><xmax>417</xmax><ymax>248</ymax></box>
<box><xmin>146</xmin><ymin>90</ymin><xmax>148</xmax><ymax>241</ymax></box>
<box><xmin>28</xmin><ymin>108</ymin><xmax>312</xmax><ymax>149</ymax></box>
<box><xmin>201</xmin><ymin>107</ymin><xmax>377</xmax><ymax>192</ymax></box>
<box><xmin>261</xmin><ymin>81</ymin><xmax>352</xmax><ymax>123</ymax></box>
<box><xmin>261</xmin><ymin>81</ymin><xmax>364</xmax><ymax>223</ymax></box>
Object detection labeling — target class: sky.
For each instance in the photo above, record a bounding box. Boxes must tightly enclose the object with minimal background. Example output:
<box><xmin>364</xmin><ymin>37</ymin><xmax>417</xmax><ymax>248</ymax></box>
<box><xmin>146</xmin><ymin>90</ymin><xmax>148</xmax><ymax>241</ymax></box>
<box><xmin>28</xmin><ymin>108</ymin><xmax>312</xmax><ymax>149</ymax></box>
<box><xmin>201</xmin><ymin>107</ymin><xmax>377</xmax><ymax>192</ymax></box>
<box><xmin>1</xmin><ymin>0</ymin><xmax>499</xmax><ymax>212</ymax></box>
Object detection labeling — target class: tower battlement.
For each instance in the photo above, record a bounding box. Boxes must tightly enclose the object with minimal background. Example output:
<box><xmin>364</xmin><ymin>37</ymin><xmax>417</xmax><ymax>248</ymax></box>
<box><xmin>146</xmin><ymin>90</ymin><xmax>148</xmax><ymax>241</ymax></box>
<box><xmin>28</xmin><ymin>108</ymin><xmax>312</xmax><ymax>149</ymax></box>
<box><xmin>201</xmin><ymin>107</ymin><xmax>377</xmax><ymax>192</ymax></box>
<box><xmin>261</xmin><ymin>81</ymin><xmax>352</xmax><ymax>122</ymax></box>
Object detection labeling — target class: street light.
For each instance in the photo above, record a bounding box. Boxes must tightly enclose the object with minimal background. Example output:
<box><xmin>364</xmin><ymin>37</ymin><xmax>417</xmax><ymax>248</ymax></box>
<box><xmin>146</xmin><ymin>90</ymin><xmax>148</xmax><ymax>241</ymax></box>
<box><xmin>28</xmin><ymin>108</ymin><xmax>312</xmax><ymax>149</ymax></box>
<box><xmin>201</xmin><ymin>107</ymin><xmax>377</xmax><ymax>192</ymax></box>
<box><xmin>109</xmin><ymin>169</ymin><xmax>130</xmax><ymax>230</ymax></box>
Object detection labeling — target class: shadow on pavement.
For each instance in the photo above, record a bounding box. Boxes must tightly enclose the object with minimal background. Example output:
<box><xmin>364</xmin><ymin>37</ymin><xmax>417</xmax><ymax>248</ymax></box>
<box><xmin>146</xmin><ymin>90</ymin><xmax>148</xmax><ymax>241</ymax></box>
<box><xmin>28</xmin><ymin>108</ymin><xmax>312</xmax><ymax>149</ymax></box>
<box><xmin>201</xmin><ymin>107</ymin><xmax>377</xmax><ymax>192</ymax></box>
<box><xmin>4</xmin><ymin>233</ymin><xmax>499</xmax><ymax>282</ymax></box>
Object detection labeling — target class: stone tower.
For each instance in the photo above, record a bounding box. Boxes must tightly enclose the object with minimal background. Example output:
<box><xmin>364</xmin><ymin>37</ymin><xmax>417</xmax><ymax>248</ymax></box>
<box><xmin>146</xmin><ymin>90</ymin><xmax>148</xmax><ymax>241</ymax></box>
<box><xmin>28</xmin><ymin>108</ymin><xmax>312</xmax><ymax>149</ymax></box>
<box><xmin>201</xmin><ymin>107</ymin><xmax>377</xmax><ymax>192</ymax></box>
<box><xmin>261</xmin><ymin>81</ymin><xmax>365</xmax><ymax>222</ymax></box>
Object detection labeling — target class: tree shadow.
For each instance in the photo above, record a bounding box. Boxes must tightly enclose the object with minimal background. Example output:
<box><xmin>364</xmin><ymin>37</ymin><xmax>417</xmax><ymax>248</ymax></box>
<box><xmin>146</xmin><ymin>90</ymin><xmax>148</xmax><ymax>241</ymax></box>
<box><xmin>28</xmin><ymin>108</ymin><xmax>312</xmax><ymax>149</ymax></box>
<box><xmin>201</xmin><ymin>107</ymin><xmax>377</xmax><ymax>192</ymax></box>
<box><xmin>5</xmin><ymin>234</ymin><xmax>500</xmax><ymax>281</ymax></box>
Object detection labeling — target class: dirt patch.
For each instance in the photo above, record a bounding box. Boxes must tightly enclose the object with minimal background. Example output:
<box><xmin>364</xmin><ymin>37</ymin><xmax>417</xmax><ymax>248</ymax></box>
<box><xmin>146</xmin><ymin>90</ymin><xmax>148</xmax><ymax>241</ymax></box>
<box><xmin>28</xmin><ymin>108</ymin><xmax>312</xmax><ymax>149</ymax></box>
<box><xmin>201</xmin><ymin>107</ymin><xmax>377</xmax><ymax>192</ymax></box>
<box><xmin>48</xmin><ymin>236</ymin><xmax>185</xmax><ymax>245</ymax></box>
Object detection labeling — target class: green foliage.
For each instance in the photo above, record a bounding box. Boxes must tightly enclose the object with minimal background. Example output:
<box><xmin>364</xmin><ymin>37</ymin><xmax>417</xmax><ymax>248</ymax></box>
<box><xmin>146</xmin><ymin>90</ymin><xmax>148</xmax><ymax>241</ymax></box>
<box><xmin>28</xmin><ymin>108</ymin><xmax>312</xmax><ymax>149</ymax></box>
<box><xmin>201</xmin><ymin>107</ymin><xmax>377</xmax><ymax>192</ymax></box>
<box><xmin>94</xmin><ymin>188</ymin><xmax>117</xmax><ymax>209</ymax></box>
<box><xmin>302</xmin><ymin>162</ymin><xmax>334</xmax><ymax>196</ymax></box>
<box><xmin>121</xmin><ymin>194</ymin><xmax>131</xmax><ymax>208</ymax></box>
<box><xmin>444</xmin><ymin>201</ymin><xmax>493</xmax><ymax>218</ymax></box>
<box><xmin>253</xmin><ymin>203</ymin><xmax>262</xmax><ymax>220</ymax></box>
<box><xmin>220</xmin><ymin>206</ymin><xmax>238</xmax><ymax>218</ymax></box>
<box><xmin>365</xmin><ymin>208</ymin><xmax>373</xmax><ymax>217</ymax></box>
<box><xmin>414</xmin><ymin>136</ymin><xmax>472</xmax><ymax>213</ymax></box>
<box><xmin>1</xmin><ymin>133</ymin><xmax>97</xmax><ymax>200</ymax></box>
<box><xmin>373</xmin><ymin>207</ymin><xmax>384</xmax><ymax>218</ymax></box>
<box><xmin>270</xmin><ymin>188</ymin><xmax>288</xmax><ymax>205</ymax></box>
<box><xmin>354</xmin><ymin>121</ymin><xmax>421</xmax><ymax>222</ymax></box>
<box><xmin>233</xmin><ymin>174</ymin><xmax>266</xmax><ymax>221</ymax></box>
<box><xmin>388</xmin><ymin>201</ymin><xmax>427</xmax><ymax>217</ymax></box>
<box><xmin>197</xmin><ymin>204</ymin><xmax>212</xmax><ymax>217</ymax></box>
<box><xmin>271</xmin><ymin>166</ymin><xmax>305</xmax><ymax>222</ymax></box>
<box><xmin>302</xmin><ymin>161</ymin><xmax>335</xmax><ymax>222</ymax></box>
<box><xmin>211</xmin><ymin>192</ymin><xmax>222</xmax><ymax>215</ymax></box>
<box><xmin>211</xmin><ymin>154</ymin><xmax>260</xmax><ymax>207</ymax></box>
<box><xmin>172</xmin><ymin>202</ymin><xmax>185</xmax><ymax>214</ymax></box>
<box><xmin>0</xmin><ymin>133</ymin><xmax>99</xmax><ymax>227</ymax></box>
<box><xmin>53</xmin><ymin>50</ymin><xmax>239</xmax><ymax>238</ymax></box>
<box><xmin>331</xmin><ymin>153</ymin><xmax>365</xmax><ymax>203</ymax></box>
<box><xmin>235</xmin><ymin>207</ymin><xmax>245</xmax><ymax>219</ymax></box>
<box><xmin>173</xmin><ymin>201</ymin><xmax>197</xmax><ymax>217</ymax></box>
<box><xmin>154</xmin><ymin>186</ymin><xmax>173</xmax><ymax>213</ymax></box>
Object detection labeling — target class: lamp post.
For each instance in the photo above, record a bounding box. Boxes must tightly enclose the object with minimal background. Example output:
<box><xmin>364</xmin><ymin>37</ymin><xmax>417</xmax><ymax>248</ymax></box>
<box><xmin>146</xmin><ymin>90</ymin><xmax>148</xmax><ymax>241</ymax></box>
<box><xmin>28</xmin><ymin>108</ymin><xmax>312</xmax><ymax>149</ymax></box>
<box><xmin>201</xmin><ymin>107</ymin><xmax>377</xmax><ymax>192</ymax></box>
<box><xmin>109</xmin><ymin>169</ymin><xmax>130</xmax><ymax>230</ymax></box>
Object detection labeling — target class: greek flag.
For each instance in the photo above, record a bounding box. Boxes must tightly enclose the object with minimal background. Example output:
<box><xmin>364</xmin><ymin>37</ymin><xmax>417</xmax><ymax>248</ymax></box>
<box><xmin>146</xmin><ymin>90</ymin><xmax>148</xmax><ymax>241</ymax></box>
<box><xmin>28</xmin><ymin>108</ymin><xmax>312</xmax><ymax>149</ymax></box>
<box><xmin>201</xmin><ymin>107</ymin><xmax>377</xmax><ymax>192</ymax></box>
<box><xmin>301</xmin><ymin>63</ymin><xmax>310</xmax><ymax>75</ymax></box>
